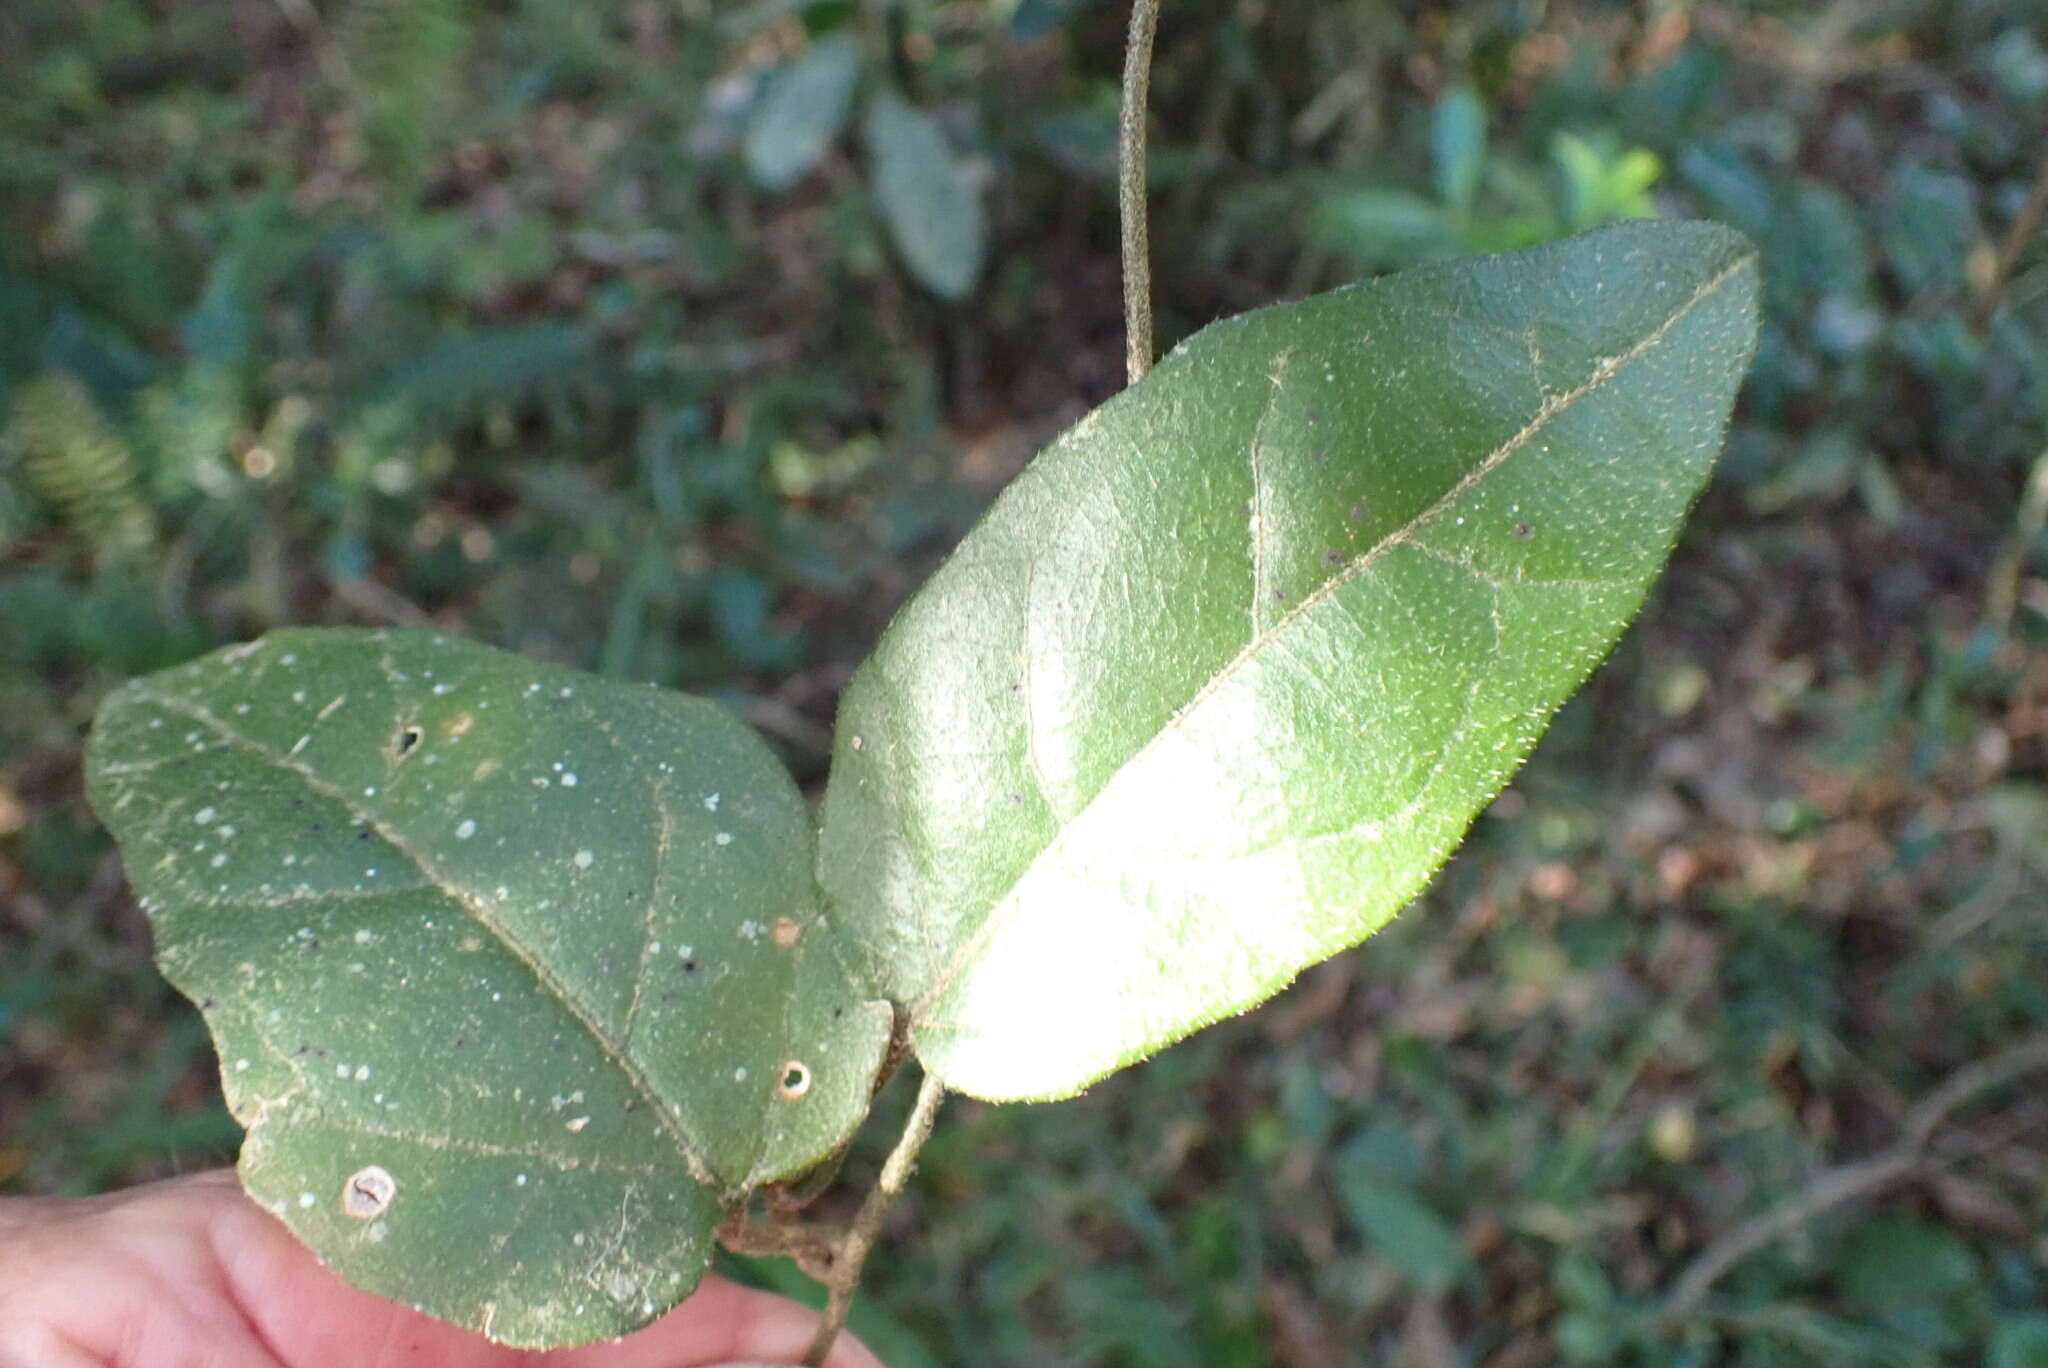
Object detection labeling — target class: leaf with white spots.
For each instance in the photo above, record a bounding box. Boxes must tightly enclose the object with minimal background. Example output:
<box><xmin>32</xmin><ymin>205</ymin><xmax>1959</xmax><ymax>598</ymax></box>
<box><xmin>86</xmin><ymin>629</ymin><xmax>893</xmax><ymax>1347</ymax></box>
<box><xmin>817</xmin><ymin>222</ymin><xmax>1760</xmax><ymax>1101</ymax></box>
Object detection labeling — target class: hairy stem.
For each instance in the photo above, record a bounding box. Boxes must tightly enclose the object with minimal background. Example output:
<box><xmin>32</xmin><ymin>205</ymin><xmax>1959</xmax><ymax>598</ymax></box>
<box><xmin>803</xmin><ymin>1070</ymin><xmax>947</xmax><ymax>1366</ymax></box>
<box><xmin>1119</xmin><ymin>0</ymin><xmax>1163</xmax><ymax>384</ymax></box>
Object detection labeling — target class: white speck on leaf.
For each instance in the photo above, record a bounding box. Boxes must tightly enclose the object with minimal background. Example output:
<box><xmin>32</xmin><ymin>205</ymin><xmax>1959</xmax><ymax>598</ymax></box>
<box><xmin>456</xmin><ymin>819</ymin><xmax>477</xmax><ymax>839</ymax></box>
<box><xmin>573</xmin><ymin>850</ymin><xmax>593</xmax><ymax>869</ymax></box>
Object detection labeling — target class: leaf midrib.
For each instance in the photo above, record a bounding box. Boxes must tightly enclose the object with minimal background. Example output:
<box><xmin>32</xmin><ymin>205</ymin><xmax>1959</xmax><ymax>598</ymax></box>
<box><xmin>909</xmin><ymin>251</ymin><xmax>1756</xmax><ymax>1022</ymax></box>
<box><xmin>131</xmin><ymin>686</ymin><xmax>721</xmax><ymax>1190</ymax></box>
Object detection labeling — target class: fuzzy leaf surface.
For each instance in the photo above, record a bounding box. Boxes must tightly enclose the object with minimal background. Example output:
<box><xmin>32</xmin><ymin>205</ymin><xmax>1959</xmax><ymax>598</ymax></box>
<box><xmin>817</xmin><ymin>222</ymin><xmax>1759</xmax><ymax>1101</ymax></box>
<box><xmin>87</xmin><ymin>629</ymin><xmax>891</xmax><ymax>1346</ymax></box>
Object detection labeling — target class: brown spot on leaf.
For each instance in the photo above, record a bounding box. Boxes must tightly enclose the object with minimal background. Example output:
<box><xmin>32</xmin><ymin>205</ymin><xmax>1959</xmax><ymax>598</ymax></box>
<box><xmin>342</xmin><ymin>1165</ymin><xmax>396</xmax><ymax>1218</ymax></box>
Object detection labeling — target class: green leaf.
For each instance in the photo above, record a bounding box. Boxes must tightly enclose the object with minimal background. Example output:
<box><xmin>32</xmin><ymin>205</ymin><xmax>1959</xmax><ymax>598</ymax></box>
<box><xmin>863</xmin><ymin>93</ymin><xmax>985</xmax><ymax>300</ymax></box>
<box><xmin>818</xmin><ymin>222</ymin><xmax>1758</xmax><ymax>1101</ymax></box>
<box><xmin>1431</xmin><ymin>84</ymin><xmax>1487</xmax><ymax>217</ymax></box>
<box><xmin>1337</xmin><ymin>1175</ymin><xmax>1468</xmax><ymax>1294</ymax></box>
<box><xmin>1992</xmin><ymin>1316</ymin><xmax>2048</xmax><ymax>1368</ymax></box>
<box><xmin>1313</xmin><ymin>188</ymin><xmax>1457</xmax><ymax>272</ymax></box>
<box><xmin>86</xmin><ymin>629</ymin><xmax>891</xmax><ymax>1347</ymax></box>
<box><xmin>744</xmin><ymin>34</ymin><xmax>862</xmax><ymax>192</ymax></box>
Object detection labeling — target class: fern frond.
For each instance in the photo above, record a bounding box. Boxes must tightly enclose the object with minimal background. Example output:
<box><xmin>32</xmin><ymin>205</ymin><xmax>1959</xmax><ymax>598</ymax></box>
<box><xmin>3</xmin><ymin>371</ymin><xmax>154</xmax><ymax>555</ymax></box>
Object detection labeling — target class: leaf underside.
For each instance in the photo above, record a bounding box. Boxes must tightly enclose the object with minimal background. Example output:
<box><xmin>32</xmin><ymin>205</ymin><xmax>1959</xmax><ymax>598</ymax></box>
<box><xmin>817</xmin><ymin>220</ymin><xmax>1760</xmax><ymax>1102</ymax></box>
<box><xmin>87</xmin><ymin>630</ymin><xmax>891</xmax><ymax>1346</ymax></box>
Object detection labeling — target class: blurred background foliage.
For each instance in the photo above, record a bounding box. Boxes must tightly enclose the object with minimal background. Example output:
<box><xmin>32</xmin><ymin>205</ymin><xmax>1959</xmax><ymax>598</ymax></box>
<box><xmin>4</xmin><ymin>0</ymin><xmax>2048</xmax><ymax>1363</ymax></box>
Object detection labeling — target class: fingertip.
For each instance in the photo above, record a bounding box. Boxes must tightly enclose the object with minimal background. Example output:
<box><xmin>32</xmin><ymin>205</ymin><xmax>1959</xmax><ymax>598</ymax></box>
<box><xmin>551</xmin><ymin>1273</ymin><xmax>888</xmax><ymax>1368</ymax></box>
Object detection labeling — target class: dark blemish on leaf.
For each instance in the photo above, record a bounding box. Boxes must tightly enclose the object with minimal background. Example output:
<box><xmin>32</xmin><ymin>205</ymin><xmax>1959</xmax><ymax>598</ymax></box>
<box><xmin>396</xmin><ymin>724</ymin><xmax>424</xmax><ymax>758</ymax></box>
<box><xmin>295</xmin><ymin>1044</ymin><xmax>309</xmax><ymax>1056</ymax></box>
<box><xmin>1324</xmin><ymin>547</ymin><xmax>1345</xmax><ymax>566</ymax></box>
<box><xmin>682</xmin><ymin>958</ymin><xmax>698</xmax><ymax>974</ymax></box>
<box><xmin>1348</xmin><ymin>503</ymin><xmax>1365</xmax><ymax>523</ymax></box>
<box><xmin>200</xmin><ymin>996</ymin><xmax>216</xmax><ymax>1009</ymax></box>
<box><xmin>778</xmin><ymin>1062</ymin><xmax>811</xmax><ymax>1099</ymax></box>
<box><xmin>1274</xmin><ymin>590</ymin><xmax>1287</xmax><ymax>603</ymax></box>
<box><xmin>1513</xmin><ymin>521</ymin><xmax>1534</xmax><ymax>539</ymax></box>
<box><xmin>1305</xmin><ymin>403</ymin><xmax>1325</xmax><ymax>424</ymax></box>
<box><xmin>356</xmin><ymin>829</ymin><xmax>371</xmax><ymax>842</ymax></box>
<box><xmin>1313</xmin><ymin>447</ymin><xmax>1329</xmax><ymax>464</ymax></box>
<box><xmin>453</xmin><ymin>1037</ymin><xmax>466</xmax><ymax>1048</ymax></box>
<box><xmin>342</xmin><ymin>1165</ymin><xmax>396</xmax><ymax>1219</ymax></box>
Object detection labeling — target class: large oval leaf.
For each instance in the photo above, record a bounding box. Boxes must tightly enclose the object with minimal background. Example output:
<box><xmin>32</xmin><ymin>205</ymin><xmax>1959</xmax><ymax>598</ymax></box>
<box><xmin>818</xmin><ymin>221</ymin><xmax>1759</xmax><ymax>1101</ymax></box>
<box><xmin>87</xmin><ymin>629</ymin><xmax>891</xmax><ymax>1346</ymax></box>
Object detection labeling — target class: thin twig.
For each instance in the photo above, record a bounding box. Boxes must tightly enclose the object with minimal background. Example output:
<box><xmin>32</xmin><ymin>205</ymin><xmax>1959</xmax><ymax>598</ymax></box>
<box><xmin>1981</xmin><ymin>445</ymin><xmax>2048</xmax><ymax>633</ymax></box>
<box><xmin>1971</xmin><ymin>145</ymin><xmax>2048</xmax><ymax>334</ymax></box>
<box><xmin>1119</xmin><ymin>0</ymin><xmax>1163</xmax><ymax>385</ymax></box>
<box><xmin>803</xmin><ymin>1070</ymin><xmax>947</xmax><ymax>1367</ymax></box>
<box><xmin>1655</xmin><ymin>1033</ymin><xmax>2048</xmax><ymax>1325</ymax></box>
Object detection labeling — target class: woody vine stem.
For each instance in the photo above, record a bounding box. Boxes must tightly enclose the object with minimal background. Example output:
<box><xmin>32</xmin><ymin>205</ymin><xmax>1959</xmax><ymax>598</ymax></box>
<box><xmin>800</xmin><ymin>8</ymin><xmax>1162</xmax><ymax>1361</ymax></box>
<box><xmin>1120</xmin><ymin>0</ymin><xmax>1163</xmax><ymax>384</ymax></box>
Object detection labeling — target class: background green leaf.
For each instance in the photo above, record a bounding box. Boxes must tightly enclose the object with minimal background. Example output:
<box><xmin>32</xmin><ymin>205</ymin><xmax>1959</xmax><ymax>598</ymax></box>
<box><xmin>744</xmin><ymin>33</ymin><xmax>862</xmax><ymax>192</ymax></box>
<box><xmin>1336</xmin><ymin>1175</ymin><xmax>1469</xmax><ymax>1295</ymax></box>
<box><xmin>863</xmin><ymin>93</ymin><xmax>986</xmax><ymax>300</ymax></box>
<box><xmin>818</xmin><ymin>222</ymin><xmax>1758</xmax><ymax>1101</ymax></box>
<box><xmin>1432</xmin><ymin>84</ymin><xmax>1487</xmax><ymax>217</ymax></box>
<box><xmin>86</xmin><ymin>628</ymin><xmax>891</xmax><ymax>1346</ymax></box>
